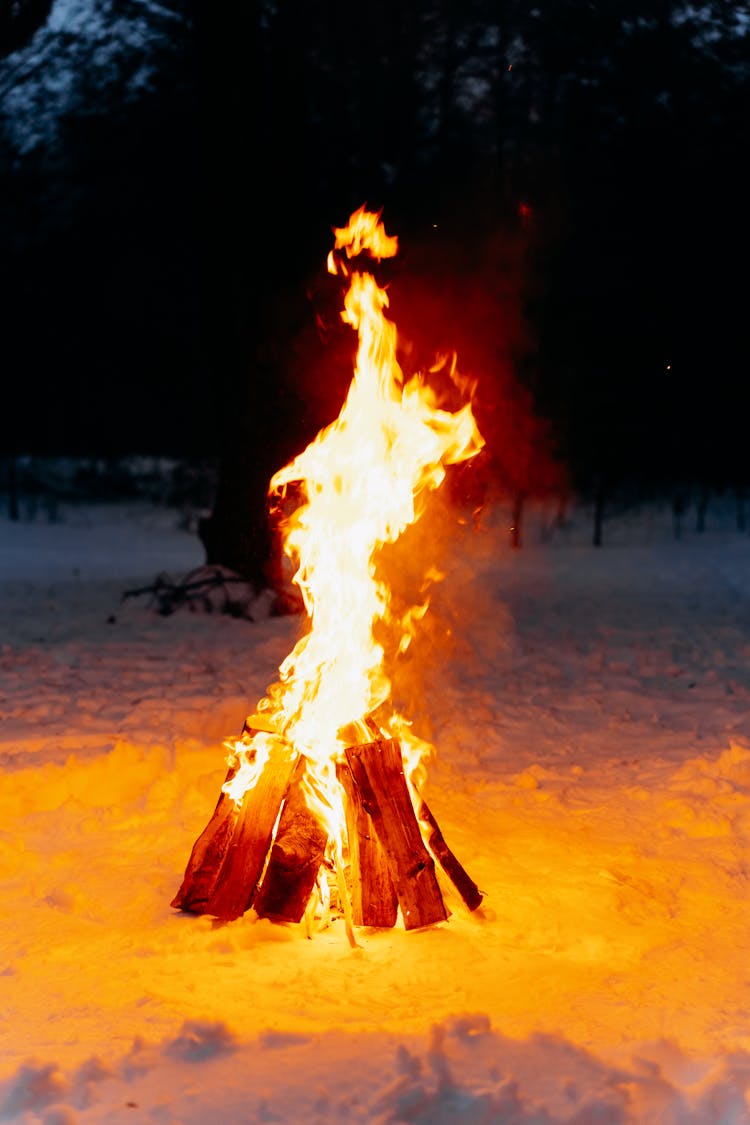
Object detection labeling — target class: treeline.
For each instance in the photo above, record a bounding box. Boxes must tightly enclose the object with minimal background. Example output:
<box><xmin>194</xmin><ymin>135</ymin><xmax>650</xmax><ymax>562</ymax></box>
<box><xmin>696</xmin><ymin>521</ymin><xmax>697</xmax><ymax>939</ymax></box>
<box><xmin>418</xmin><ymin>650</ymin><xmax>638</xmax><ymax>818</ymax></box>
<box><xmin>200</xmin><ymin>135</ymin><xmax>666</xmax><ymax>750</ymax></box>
<box><xmin>0</xmin><ymin>1</ymin><xmax>747</xmax><ymax>576</ymax></box>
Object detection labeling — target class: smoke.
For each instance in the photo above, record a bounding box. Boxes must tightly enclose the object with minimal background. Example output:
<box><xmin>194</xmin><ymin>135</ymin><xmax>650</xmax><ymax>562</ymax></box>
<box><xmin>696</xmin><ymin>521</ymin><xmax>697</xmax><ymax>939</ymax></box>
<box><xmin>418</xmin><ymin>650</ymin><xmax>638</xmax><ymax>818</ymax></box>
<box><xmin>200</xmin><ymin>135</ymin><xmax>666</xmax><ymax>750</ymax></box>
<box><xmin>377</xmin><ymin>481</ymin><xmax>514</xmax><ymax>749</ymax></box>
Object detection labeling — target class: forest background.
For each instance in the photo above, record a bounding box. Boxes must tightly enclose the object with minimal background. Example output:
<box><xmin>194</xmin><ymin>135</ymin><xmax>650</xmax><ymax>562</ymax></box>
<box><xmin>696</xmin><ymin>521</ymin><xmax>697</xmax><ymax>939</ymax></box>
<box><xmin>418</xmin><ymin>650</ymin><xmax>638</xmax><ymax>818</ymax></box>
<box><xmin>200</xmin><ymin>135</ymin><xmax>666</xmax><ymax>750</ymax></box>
<box><xmin>1</xmin><ymin>0</ymin><xmax>748</xmax><ymax>579</ymax></box>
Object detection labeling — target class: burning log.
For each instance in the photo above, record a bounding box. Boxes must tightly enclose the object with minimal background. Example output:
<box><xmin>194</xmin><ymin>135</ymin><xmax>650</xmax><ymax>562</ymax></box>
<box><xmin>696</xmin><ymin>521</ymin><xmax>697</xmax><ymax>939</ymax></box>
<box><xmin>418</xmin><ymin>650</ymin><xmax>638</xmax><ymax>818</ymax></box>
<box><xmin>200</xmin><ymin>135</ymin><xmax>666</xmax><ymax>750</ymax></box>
<box><xmin>173</xmin><ymin>729</ymin><xmax>483</xmax><ymax>933</ymax></box>
<box><xmin>338</xmin><ymin>759</ymin><xmax>398</xmax><ymax>928</ymax></box>
<box><xmin>205</xmin><ymin>738</ymin><xmax>296</xmax><ymax>921</ymax></box>
<box><xmin>344</xmin><ymin>738</ymin><xmax>447</xmax><ymax>930</ymax></box>
<box><xmin>171</xmin><ymin>722</ymin><xmax>265</xmax><ymax>914</ymax></box>
<box><xmin>254</xmin><ymin>757</ymin><xmax>329</xmax><ymax>923</ymax></box>
<box><xmin>170</xmin><ymin>768</ymin><xmax>239</xmax><ymax>915</ymax></box>
<box><xmin>172</xmin><ymin>735</ymin><xmax>297</xmax><ymax>921</ymax></box>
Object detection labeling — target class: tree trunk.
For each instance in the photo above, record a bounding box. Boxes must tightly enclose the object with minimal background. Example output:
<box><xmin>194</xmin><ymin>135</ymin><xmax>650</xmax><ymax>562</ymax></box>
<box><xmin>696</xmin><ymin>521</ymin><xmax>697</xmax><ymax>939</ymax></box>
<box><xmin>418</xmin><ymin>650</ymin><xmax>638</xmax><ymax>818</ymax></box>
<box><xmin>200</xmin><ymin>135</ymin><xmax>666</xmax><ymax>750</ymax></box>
<box><xmin>6</xmin><ymin>457</ymin><xmax>19</xmax><ymax>521</ymax></box>
<box><xmin>593</xmin><ymin>478</ymin><xmax>605</xmax><ymax>547</ymax></box>
<box><xmin>672</xmin><ymin>489</ymin><xmax>688</xmax><ymax>540</ymax></box>
<box><xmin>190</xmin><ymin>2</ymin><xmax>323</xmax><ymax>593</ymax></box>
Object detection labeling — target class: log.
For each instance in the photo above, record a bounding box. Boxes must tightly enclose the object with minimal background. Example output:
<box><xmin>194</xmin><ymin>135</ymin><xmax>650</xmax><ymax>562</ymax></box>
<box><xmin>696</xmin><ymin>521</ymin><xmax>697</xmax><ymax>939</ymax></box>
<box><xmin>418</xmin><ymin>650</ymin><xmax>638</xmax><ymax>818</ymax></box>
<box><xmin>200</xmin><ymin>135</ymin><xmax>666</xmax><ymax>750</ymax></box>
<box><xmin>337</xmin><ymin>760</ymin><xmax>398</xmax><ymax>928</ymax></box>
<box><xmin>172</xmin><ymin>720</ymin><xmax>287</xmax><ymax>916</ymax></box>
<box><xmin>171</xmin><ymin>720</ymin><xmax>257</xmax><ymax>913</ymax></box>
<box><xmin>417</xmin><ymin>798</ymin><xmax>483</xmax><ymax>912</ymax></box>
<box><xmin>344</xmin><ymin>739</ymin><xmax>448</xmax><ymax>930</ymax></box>
<box><xmin>254</xmin><ymin>757</ymin><xmax>329</xmax><ymax>923</ymax></box>
<box><xmin>171</xmin><ymin>763</ymin><xmax>240</xmax><ymax>913</ymax></box>
<box><xmin>174</xmin><ymin>719</ymin><xmax>480</xmax><ymax>935</ymax></box>
<box><xmin>205</xmin><ymin>738</ymin><xmax>298</xmax><ymax>920</ymax></box>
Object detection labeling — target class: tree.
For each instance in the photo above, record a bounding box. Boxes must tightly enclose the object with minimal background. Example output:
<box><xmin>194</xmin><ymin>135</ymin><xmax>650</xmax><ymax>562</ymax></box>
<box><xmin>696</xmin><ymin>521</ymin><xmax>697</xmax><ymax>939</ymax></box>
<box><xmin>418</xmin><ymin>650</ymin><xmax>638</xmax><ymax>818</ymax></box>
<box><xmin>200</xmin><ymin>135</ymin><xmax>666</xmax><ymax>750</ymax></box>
<box><xmin>0</xmin><ymin>0</ymin><xmax>199</xmax><ymax>459</ymax></box>
<box><xmin>0</xmin><ymin>0</ymin><xmax>53</xmax><ymax>58</ymax></box>
<box><xmin>520</xmin><ymin>0</ymin><xmax>750</xmax><ymax>499</ymax></box>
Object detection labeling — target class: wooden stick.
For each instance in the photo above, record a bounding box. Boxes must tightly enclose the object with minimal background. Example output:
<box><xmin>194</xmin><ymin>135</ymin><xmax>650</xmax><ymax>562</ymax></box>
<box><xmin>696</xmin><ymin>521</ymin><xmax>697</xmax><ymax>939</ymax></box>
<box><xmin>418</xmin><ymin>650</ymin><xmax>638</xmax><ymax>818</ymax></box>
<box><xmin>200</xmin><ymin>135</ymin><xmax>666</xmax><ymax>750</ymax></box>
<box><xmin>254</xmin><ymin>757</ymin><xmax>329</xmax><ymax>923</ymax></box>
<box><xmin>417</xmin><ymin>798</ymin><xmax>483</xmax><ymax>912</ymax></box>
<box><xmin>344</xmin><ymin>739</ymin><xmax>447</xmax><ymax>930</ymax></box>
<box><xmin>337</xmin><ymin>760</ymin><xmax>397</xmax><ymax>928</ymax></box>
<box><xmin>332</xmin><ymin>839</ymin><xmax>360</xmax><ymax>948</ymax></box>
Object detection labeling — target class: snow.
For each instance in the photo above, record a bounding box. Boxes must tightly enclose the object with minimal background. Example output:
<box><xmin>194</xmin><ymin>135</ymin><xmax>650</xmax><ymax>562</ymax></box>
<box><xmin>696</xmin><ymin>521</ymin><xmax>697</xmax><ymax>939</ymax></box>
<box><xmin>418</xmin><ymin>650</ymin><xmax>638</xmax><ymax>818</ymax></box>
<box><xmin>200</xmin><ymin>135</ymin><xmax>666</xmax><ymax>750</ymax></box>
<box><xmin>1</xmin><ymin>496</ymin><xmax>750</xmax><ymax>1123</ymax></box>
<box><xmin>0</xmin><ymin>0</ymin><xmax>189</xmax><ymax>163</ymax></box>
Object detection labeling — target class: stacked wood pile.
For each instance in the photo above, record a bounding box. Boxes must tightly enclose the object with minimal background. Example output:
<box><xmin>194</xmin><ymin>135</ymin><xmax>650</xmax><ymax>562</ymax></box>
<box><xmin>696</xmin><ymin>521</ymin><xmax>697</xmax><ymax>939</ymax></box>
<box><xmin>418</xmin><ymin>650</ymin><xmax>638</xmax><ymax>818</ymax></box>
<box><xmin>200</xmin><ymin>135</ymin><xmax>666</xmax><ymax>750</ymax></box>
<box><xmin>172</xmin><ymin>720</ymin><xmax>482</xmax><ymax>936</ymax></box>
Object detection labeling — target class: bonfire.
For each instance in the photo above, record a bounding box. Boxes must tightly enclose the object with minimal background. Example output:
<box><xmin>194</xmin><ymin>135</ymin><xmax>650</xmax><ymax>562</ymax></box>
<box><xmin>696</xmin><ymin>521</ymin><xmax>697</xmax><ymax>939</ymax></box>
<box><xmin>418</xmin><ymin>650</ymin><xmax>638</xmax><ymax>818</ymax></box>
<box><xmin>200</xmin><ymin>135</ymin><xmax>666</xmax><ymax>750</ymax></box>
<box><xmin>172</xmin><ymin>206</ymin><xmax>485</xmax><ymax>942</ymax></box>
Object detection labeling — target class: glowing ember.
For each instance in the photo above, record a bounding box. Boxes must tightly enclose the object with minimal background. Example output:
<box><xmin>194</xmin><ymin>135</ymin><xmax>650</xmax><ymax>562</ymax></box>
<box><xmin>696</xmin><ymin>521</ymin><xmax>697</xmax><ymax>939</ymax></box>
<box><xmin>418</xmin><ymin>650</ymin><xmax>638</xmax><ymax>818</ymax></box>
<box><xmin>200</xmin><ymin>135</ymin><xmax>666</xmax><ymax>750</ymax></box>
<box><xmin>173</xmin><ymin>206</ymin><xmax>485</xmax><ymax>933</ymax></box>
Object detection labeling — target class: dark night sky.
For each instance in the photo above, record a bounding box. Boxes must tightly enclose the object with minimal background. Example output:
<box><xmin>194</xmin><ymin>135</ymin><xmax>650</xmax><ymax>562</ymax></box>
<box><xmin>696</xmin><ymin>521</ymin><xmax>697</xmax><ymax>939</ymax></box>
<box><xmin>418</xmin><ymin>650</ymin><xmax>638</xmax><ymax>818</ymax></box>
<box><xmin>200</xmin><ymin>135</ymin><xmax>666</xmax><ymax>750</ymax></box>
<box><xmin>1</xmin><ymin>0</ymin><xmax>748</xmax><ymax>500</ymax></box>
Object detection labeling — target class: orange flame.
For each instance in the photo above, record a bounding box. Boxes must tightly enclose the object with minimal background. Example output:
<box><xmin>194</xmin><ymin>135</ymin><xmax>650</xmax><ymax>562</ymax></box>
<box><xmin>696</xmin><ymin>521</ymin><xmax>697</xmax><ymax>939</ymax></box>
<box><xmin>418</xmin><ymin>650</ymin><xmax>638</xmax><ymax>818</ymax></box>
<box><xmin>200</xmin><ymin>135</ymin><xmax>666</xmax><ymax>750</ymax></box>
<box><xmin>225</xmin><ymin>206</ymin><xmax>484</xmax><ymax>845</ymax></box>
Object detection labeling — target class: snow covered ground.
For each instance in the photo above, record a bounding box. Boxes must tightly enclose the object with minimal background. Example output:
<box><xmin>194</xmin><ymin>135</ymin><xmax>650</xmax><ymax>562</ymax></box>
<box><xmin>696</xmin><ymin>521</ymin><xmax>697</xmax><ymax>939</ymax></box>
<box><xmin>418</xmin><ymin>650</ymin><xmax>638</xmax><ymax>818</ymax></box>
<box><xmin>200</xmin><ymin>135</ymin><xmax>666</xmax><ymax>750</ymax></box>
<box><xmin>1</xmin><ymin>497</ymin><xmax>749</xmax><ymax>1123</ymax></box>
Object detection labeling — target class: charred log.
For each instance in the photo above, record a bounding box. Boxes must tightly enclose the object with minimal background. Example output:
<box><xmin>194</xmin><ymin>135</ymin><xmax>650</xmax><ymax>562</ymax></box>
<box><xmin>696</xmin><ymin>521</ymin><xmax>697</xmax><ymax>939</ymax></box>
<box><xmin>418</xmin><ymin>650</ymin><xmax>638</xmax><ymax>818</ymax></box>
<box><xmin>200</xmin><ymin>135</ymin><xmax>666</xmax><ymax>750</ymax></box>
<box><xmin>170</xmin><ymin>763</ymin><xmax>240</xmax><ymax>914</ymax></box>
<box><xmin>338</xmin><ymin>759</ymin><xmax>398</xmax><ymax>928</ymax></box>
<box><xmin>254</xmin><ymin>757</ymin><xmax>329</xmax><ymax>923</ymax></box>
<box><xmin>172</xmin><ymin>737</ymin><xmax>297</xmax><ymax>922</ymax></box>
<box><xmin>417</xmin><ymin>799</ymin><xmax>483</xmax><ymax>912</ymax></box>
<box><xmin>344</xmin><ymin>738</ymin><xmax>447</xmax><ymax>930</ymax></box>
<box><xmin>174</xmin><ymin>726</ymin><xmax>481</xmax><ymax>934</ymax></box>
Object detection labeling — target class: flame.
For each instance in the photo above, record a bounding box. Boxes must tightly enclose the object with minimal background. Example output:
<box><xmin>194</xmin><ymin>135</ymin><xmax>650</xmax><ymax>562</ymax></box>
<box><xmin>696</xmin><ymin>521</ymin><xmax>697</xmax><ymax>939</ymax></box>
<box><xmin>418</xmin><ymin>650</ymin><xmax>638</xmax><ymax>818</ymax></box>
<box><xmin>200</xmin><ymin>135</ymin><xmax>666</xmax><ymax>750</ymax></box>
<box><xmin>226</xmin><ymin>206</ymin><xmax>484</xmax><ymax>854</ymax></box>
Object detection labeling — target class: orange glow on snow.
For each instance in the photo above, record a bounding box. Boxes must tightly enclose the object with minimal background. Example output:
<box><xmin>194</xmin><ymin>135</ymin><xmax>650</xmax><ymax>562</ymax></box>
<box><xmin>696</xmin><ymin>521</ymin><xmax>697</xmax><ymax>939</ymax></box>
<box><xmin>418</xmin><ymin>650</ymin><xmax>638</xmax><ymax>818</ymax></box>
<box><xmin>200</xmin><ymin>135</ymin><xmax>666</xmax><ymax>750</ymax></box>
<box><xmin>1</xmin><ymin>739</ymin><xmax>748</xmax><ymax>1075</ymax></box>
